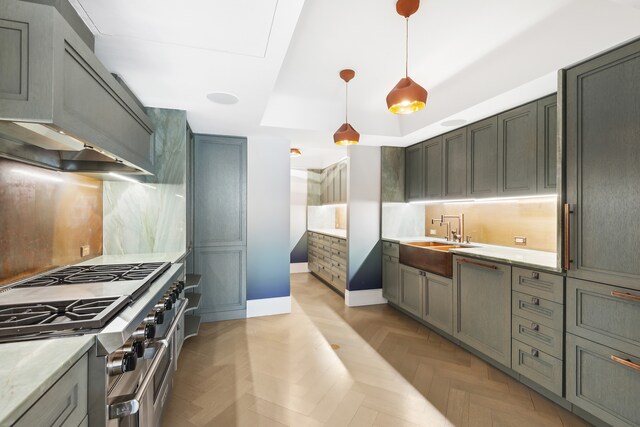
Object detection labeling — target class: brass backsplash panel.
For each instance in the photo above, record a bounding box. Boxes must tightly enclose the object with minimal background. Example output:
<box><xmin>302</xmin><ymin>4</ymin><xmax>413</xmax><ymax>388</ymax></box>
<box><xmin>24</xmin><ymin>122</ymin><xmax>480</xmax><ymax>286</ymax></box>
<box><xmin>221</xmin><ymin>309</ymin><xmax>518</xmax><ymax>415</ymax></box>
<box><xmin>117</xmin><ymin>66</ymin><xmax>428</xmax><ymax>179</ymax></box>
<box><xmin>425</xmin><ymin>198</ymin><xmax>557</xmax><ymax>252</ymax></box>
<box><xmin>335</xmin><ymin>206</ymin><xmax>347</xmax><ymax>230</ymax></box>
<box><xmin>0</xmin><ymin>159</ymin><xmax>103</xmax><ymax>284</ymax></box>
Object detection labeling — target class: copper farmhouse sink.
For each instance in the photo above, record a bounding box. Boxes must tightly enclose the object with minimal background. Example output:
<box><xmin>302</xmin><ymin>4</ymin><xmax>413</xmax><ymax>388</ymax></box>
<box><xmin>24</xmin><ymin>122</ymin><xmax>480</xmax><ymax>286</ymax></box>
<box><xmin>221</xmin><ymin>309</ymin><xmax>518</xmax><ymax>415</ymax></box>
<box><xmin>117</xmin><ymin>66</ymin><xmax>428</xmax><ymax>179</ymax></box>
<box><xmin>399</xmin><ymin>241</ymin><xmax>474</xmax><ymax>278</ymax></box>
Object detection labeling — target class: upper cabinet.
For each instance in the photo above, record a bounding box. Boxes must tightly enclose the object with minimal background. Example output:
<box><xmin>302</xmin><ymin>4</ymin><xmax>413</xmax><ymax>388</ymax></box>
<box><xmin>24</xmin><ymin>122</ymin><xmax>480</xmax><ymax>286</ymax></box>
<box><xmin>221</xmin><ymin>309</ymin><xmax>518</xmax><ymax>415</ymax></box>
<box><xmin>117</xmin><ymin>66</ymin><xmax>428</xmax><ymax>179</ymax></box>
<box><xmin>498</xmin><ymin>102</ymin><xmax>538</xmax><ymax>196</ymax></box>
<box><xmin>467</xmin><ymin>117</ymin><xmax>498</xmax><ymax>198</ymax></box>
<box><xmin>0</xmin><ymin>0</ymin><xmax>155</xmax><ymax>174</ymax></box>
<box><xmin>400</xmin><ymin>95</ymin><xmax>557</xmax><ymax>202</ymax></box>
<box><xmin>318</xmin><ymin>160</ymin><xmax>347</xmax><ymax>205</ymax></box>
<box><xmin>442</xmin><ymin>128</ymin><xmax>467</xmax><ymax>199</ymax></box>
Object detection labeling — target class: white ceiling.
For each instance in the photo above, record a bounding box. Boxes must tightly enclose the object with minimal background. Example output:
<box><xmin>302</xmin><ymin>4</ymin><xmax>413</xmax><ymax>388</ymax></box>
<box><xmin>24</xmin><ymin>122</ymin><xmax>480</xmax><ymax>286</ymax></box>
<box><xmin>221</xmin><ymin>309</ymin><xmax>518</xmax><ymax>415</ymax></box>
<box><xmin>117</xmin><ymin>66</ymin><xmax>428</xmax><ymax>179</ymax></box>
<box><xmin>71</xmin><ymin>0</ymin><xmax>640</xmax><ymax>169</ymax></box>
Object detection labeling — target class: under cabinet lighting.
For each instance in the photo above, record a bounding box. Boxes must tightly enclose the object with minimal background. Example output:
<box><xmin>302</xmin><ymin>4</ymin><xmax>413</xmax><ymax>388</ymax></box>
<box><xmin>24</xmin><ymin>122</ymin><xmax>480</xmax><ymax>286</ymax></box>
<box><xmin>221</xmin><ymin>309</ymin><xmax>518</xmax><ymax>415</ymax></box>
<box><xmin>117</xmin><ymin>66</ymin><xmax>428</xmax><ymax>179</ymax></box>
<box><xmin>12</xmin><ymin>168</ymin><xmax>63</xmax><ymax>183</ymax></box>
<box><xmin>408</xmin><ymin>194</ymin><xmax>557</xmax><ymax>205</ymax></box>
<box><xmin>109</xmin><ymin>172</ymin><xmax>156</xmax><ymax>190</ymax></box>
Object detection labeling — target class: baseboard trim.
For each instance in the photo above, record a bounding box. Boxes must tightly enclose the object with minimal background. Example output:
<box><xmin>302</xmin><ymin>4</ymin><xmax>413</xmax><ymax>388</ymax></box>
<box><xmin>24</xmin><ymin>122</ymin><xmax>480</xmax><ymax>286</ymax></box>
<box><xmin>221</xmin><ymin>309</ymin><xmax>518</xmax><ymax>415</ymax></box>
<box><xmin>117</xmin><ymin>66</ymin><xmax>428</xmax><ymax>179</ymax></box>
<box><xmin>199</xmin><ymin>309</ymin><xmax>246</xmax><ymax>323</ymax></box>
<box><xmin>246</xmin><ymin>296</ymin><xmax>291</xmax><ymax>318</ymax></box>
<box><xmin>345</xmin><ymin>288</ymin><xmax>386</xmax><ymax>306</ymax></box>
<box><xmin>290</xmin><ymin>262</ymin><xmax>309</xmax><ymax>274</ymax></box>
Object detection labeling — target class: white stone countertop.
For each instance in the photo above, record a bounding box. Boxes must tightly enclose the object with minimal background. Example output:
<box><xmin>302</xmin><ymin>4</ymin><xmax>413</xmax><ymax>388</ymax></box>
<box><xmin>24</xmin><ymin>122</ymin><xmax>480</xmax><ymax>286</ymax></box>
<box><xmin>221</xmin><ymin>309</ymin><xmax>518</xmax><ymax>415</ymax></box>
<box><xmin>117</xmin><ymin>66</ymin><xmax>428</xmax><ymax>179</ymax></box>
<box><xmin>0</xmin><ymin>335</ymin><xmax>95</xmax><ymax>425</ymax></box>
<box><xmin>77</xmin><ymin>251</ymin><xmax>187</xmax><ymax>265</ymax></box>
<box><xmin>308</xmin><ymin>228</ymin><xmax>347</xmax><ymax>239</ymax></box>
<box><xmin>382</xmin><ymin>236</ymin><xmax>560</xmax><ymax>272</ymax></box>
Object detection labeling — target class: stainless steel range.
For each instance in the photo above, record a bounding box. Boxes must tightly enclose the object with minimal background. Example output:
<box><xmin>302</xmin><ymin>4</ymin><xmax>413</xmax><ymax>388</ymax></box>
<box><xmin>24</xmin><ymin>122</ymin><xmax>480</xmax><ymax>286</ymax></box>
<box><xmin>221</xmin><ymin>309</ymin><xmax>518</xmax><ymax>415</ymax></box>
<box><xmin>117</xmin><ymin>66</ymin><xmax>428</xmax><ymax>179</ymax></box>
<box><xmin>0</xmin><ymin>260</ymin><xmax>187</xmax><ymax>427</ymax></box>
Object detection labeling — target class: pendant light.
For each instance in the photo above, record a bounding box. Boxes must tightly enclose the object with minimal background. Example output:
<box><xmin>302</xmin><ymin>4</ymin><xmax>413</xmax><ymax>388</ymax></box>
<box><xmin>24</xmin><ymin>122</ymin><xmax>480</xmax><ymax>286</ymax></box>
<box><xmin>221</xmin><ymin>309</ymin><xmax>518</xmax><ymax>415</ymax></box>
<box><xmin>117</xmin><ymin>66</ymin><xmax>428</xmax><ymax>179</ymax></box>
<box><xmin>290</xmin><ymin>148</ymin><xmax>302</xmax><ymax>158</ymax></box>
<box><xmin>333</xmin><ymin>69</ymin><xmax>360</xmax><ymax>146</ymax></box>
<box><xmin>386</xmin><ymin>0</ymin><xmax>428</xmax><ymax>115</ymax></box>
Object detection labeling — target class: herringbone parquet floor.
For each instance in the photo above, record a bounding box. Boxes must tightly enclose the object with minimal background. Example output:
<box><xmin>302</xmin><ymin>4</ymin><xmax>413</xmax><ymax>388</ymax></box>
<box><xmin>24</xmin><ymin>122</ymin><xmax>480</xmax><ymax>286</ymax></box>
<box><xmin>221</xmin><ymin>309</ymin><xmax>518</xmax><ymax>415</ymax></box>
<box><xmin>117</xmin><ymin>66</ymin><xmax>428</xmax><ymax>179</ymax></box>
<box><xmin>162</xmin><ymin>273</ymin><xmax>590</xmax><ymax>427</ymax></box>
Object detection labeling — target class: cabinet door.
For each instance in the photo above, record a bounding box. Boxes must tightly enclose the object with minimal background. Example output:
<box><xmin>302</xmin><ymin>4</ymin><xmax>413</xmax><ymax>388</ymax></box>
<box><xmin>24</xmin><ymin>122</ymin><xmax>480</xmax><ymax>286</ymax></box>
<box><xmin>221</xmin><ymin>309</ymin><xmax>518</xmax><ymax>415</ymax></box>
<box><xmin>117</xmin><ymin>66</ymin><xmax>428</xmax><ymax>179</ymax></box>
<box><xmin>405</xmin><ymin>143</ymin><xmax>424</xmax><ymax>201</ymax></box>
<box><xmin>320</xmin><ymin>169</ymin><xmax>328</xmax><ymax>204</ymax></box>
<box><xmin>565</xmin><ymin>39</ymin><xmax>640</xmax><ymax>288</ymax></box>
<box><xmin>537</xmin><ymin>95</ymin><xmax>557</xmax><ymax>193</ymax></box>
<box><xmin>326</xmin><ymin>166</ymin><xmax>335</xmax><ymax>203</ymax></box>
<box><xmin>566</xmin><ymin>333</ymin><xmax>640</xmax><ymax>427</ymax></box>
<box><xmin>195</xmin><ymin>246</ymin><xmax>246</xmax><ymax>320</ymax></box>
<box><xmin>339</xmin><ymin>161</ymin><xmax>347</xmax><ymax>203</ymax></box>
<box><xmin>453</xmin><ymin>256</ymin><xmax>512</xmax><ymax>366</ymax></box>
<box><xmin>467</xmin><ymin>117</ymin><xmax>498</xmax><ymax>198</ymax></box>
<box><xmin>442</xmin><ymin>129</ymin><xmax>467</xmax><ymax>199</ymax></box>
<box><xmin>382</xmin><ymin>255</ymin><xmax>399</xmax><ymax>304</ymax></box>
<box><xmin>399</xmin><ymin>264</ymin><xmax>423</xmax><ymax>317</ymax></box>
<box><xmin>498</xmin><ymin>102</ymin><xmax>537</xmax><ymax>196</ymax></box>
<box><xmin>422</xmin><ymin>272</ymin><xmax>453</xmax><ymax>334</ymax></box>
<box><xmin>333</xmin><ymin>164</ymin><xmax>341</xmax><ymax>203</ymax></box>
<box><xmin>194</xmin><ymin>135</ymin><xmax>246</xmax><ymax>247</ymax></box>
<box><xmin>423</xmin><ymin>136</ymin><xmax>443</xmax><ymax>199</ymax></box>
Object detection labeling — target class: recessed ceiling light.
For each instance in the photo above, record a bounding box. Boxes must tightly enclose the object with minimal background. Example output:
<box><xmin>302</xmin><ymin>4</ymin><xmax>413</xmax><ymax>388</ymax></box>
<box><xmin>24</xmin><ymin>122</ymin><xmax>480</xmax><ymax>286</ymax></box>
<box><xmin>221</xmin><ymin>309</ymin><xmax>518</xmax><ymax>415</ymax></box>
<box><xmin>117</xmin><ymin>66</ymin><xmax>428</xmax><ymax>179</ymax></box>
<box><xmin>441</xmin><ymin>119</ymin><xmax>467</xmax><ymax>127</ymax></box>
<box><xmin>206</xmin><ymin>92</ymin><xmax>239</xmax><ymax>105</ymax></box>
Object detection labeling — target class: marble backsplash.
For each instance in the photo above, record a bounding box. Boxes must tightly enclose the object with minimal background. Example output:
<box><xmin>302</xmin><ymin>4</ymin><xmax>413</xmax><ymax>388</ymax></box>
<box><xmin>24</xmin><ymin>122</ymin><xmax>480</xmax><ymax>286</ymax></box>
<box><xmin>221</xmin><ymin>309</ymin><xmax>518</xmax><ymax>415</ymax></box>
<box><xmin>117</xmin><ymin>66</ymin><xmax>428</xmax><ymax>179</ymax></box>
<box><xmin>0</xmin><ymin>158</ymin><xmax>103</xmax><ymax>284</ymax></box>
<box><xmin>103</xmin><ymin>108</ymin><xmax>187</xmax><ymax>255</ymax></box>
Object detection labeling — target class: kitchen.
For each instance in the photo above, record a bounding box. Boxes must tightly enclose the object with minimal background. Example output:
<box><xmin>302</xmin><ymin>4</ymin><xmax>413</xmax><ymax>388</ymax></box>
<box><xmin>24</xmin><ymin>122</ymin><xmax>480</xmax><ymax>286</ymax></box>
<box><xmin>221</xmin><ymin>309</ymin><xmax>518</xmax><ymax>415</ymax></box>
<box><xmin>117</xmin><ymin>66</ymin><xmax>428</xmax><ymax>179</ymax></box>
<box><xmin>0</xmin><ymin>0</ymin><xmax>639</xmax><ymax>426</ymax></box>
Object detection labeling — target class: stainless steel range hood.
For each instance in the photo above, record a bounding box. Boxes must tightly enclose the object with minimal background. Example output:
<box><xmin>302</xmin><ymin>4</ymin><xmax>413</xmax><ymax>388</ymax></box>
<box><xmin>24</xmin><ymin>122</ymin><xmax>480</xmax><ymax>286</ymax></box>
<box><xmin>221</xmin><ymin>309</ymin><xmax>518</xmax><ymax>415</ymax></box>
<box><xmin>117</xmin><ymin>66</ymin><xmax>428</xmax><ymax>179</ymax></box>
<box><xmin>0</xmin><ymin>0</ymin><xmax>155</xmax><ymax>175</ymax></box>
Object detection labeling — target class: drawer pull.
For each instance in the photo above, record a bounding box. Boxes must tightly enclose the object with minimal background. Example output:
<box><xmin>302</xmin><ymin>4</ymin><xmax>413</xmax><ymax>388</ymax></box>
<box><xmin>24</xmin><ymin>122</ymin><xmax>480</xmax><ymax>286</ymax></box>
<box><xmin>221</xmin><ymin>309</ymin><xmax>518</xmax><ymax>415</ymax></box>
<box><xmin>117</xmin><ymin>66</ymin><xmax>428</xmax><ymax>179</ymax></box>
<box><xmin>610</xmin><ymin>291</ymin><xmax>640</xmax><ymax>303</ymax></box>
<box><xmin>531</xmin><ymin>272</ymin><xmax>540</xmax><ymax>280</ymax></box>
<box><xmin>611</xmin><ymin>355</ymin><xmax>640</xmax><ymax>371</ymax></box>
<box><xmin>531</xmin><ymin>297</ymin><xmax>540</xmax><ymax>305</ymax></box>
<box><xmin>531</xmin><ymin>323</ymin><xmax>539</xmax><ymax>331</ymax></box>
<box><xmin>531</xmin><ymin>349</ymin><xmax>539</xmax><ymax>358</ymax></box>
<box><xmin>458</xmin><ymin>258</ymin><xmax>498</xmax><ymax>270</ymax></box>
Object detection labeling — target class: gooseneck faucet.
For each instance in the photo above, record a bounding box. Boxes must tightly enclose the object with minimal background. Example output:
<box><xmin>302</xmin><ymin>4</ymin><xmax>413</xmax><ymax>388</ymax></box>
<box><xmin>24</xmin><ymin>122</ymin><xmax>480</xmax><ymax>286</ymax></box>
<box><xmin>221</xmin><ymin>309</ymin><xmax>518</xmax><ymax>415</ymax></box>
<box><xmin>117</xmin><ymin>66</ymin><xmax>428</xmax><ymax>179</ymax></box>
<box><xmin>432</xmin><ymin>214</ymin><xmax>465</xmax><ymax>242</ymax></box>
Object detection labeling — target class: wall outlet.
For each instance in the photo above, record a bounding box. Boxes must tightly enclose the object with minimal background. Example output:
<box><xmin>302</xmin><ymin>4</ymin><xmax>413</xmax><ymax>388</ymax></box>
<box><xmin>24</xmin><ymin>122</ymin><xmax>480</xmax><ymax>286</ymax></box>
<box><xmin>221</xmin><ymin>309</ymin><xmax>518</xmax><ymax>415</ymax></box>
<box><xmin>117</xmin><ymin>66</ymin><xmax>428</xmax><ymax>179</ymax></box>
<box><xmin>80</xmin><ymin>245</ymin><xmax>90</xmax><ymax>257</ymax></box>
<box><xmin>429</xmin><ymin>229</ymin><xmax>437</xmax><ymax>235</ymax></box>
<box><xmin>514</xmin><ymin>236</ymin><xmax>527</xmax><ymax>246</ymax></box>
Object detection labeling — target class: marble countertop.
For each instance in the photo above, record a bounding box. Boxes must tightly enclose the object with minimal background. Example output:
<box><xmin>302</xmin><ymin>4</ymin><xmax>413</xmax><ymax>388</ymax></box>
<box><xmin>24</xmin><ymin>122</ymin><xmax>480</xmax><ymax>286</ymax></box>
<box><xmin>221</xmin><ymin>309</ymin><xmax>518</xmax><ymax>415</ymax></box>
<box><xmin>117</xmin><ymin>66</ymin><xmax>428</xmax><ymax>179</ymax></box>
<box><xmin>382</xmin><ymin>236</ymin><xmax>560</xmax><ymax>272</ymax></box>
<box><xmin>308</xmin><ymin>228</ymin><xmax>347</xmax><ymax>239</ymax></box>
<box><xmin>0</xmin><ymin>335</ymin><xmax>95</xmax><ymax>425</ymax></box>
<box><xmin>77</xmin><ymin>251</ymin><xmax>187</xmax><ymax>265</ymax></box>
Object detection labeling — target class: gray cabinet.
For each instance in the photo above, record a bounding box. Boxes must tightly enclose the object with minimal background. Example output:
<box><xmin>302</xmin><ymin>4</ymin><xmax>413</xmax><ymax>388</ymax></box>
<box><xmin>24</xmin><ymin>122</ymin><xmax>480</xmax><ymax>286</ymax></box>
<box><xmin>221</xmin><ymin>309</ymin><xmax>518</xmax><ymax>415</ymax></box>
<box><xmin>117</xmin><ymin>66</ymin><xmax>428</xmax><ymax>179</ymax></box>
<box><xmin>566</xmin><ymin>333</ymin><xmax>640</xmax><ymax>427</ymax></box>
<box><xmin>193</xmin><ymin>135</ymin><xmax>247</xmax><ymax>321</ymax></box>
<box><xmin>453</xmin><ymin>256</ymin><xmax>511</xmax><ymax>366</ymax></box>
<box><xmin>327</xmin><ymin>165</ymin><xmax>335</xmax><ymax>203</ymax></box>
<box><xmin>498</xmin><ymin>102</ymin><xmax>538</xmax><ymax>196</ymax></box>
<box><xmin>442</xmin><ymin>129</ymin><xmax>467</xmax><ymax>199</ymax></box>
<box><xmin>0</xmin><ymin>0</ymin><xmax>155</xmax><ymax>173</ymax></box>
<box><xmin>405</xmin><ymin>143</ymin><xmax>424</xmax><ymax>201</ymax></box>
<box><xmin>339</xmin><ymin>161</ymin><xmax>348</xmax><ymax>203</ymax></box>
<box><xmin>422</xmin><ymin>272</ymin><xmax>453</xmax><ymax>335</ymax></box>
<box><xmin>537</xmin><ymin>95</ymin><xmax>557</xmax><ymax>193</ymax></box>
<box><xmin>382</xmin><ymin>255</ymin><xmax>399</xmax><ymax>304</ymax></box>
<box><xmin>318</xmin><ymin>161</ymin><xmax>347</xmax><ymax>204</ymax></box>
<box><xmin>399</xmin><ymin>264</ymin><xmax>423</xmax><ymax>317</ymax></box>
<box><xmin>467</xmin><ymin>117</ymin><xmax>498</xmax><ymax>198</ymax></box>
<box><xmin>565</xmin><ymin>39</ymin><xmax>640</xmax><ymax>289</ymax></box>
<box><xmin>15</xmin><ymin>354</ymin><xmax>88</xmax><ymax>427</ymax></box>
<box><xmin>423</xmin><ymin>136</ymin><xmax>443</xmax><ymax>199</ymax></box>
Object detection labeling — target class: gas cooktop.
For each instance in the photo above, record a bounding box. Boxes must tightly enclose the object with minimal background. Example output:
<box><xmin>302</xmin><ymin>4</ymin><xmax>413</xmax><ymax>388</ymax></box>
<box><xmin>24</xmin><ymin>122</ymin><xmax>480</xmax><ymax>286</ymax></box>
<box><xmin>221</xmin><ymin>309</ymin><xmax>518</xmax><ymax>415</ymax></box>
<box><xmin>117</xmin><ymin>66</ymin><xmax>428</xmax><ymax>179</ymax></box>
<box><xmin>0</xmin><ymin>296</ymin><xmax>130</xmax><ymax>341</ymax></box>
<box><xmin>14</xmin><ymin>262</ymin><xmax>168</xmax><ymax>288</ymax></box>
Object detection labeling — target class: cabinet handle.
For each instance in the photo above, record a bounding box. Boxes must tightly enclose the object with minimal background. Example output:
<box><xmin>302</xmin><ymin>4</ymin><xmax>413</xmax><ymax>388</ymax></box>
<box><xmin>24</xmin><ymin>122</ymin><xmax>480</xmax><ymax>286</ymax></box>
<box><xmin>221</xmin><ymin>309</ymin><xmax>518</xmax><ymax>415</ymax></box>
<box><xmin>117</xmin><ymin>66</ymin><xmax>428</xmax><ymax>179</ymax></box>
<box><xmin>531</xmin><ymin>272</ymin><xmax>540</xmax><ymax>280</ymax></box>
<box><xmin>610</xmin><ymin>291</ymin><xmax>640</xmax><ymax>303</ymax></box>
<box><xmin>564</xmin><ymin>204</ymin><xmax>573</xmax><ymax>270</ymax></box>
<box><xmin>531</xmin><ymin>322</ymin><xmax>539</xmax><ymax>331</ymax></box>
<box><xmin>531</xmin><ymin>297</ymin><xmax>540</xmax><ymax>305</ymax></box>
<box><xmin>531</xmin><ymin>349</ymin><xmax>539</xmax><ymax>358</ymax></box>
<box><xmin>611</xmin><ymin>355</ymin><xmax>640</xmax><ymax>371</ymax></box>
<box><xmin>458</xmin><ymin>258</ymin><xmax>498</xmax><ymax>270</ymax></box>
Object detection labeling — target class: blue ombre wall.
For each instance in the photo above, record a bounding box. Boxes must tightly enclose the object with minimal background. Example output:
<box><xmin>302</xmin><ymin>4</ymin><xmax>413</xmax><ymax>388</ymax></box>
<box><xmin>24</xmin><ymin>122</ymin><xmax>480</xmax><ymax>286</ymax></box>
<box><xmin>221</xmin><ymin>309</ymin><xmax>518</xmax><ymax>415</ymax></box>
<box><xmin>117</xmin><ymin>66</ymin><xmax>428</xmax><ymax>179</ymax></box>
<box><xmin>246</xmin><ymin>137</ymin><xmax>291</xmax><ymax>316</ymax></box>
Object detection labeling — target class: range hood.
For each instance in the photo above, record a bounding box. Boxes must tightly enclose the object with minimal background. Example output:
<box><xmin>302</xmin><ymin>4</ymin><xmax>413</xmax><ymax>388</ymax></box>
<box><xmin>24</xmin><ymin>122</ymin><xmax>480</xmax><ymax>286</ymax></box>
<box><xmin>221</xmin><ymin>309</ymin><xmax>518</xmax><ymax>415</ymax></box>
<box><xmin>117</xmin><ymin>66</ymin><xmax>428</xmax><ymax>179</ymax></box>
<box><xmin>0</xmin><ymin>0</ymin><xmax>155</xmax><ymax>175</ymax></box>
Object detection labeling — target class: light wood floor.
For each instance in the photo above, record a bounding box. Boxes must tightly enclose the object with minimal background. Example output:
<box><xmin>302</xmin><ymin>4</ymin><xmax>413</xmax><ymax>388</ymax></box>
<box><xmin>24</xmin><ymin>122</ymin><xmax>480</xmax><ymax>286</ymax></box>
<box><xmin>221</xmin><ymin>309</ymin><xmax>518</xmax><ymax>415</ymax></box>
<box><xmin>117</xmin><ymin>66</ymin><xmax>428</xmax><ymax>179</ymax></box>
<box><xmin>162</xmin><ymin>273</ymin><xmax>591</xmax><ymax>427</ymax></box>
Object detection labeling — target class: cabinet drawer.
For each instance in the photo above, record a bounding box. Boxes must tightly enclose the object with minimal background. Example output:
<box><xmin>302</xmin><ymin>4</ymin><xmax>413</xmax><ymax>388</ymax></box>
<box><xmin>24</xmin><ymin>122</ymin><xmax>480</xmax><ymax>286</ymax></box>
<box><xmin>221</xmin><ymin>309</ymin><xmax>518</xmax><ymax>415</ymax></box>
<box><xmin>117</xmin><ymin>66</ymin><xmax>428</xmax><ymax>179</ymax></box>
<box><xmin>567</xmin><ymin>278</ymin><xmax>640</xmax><ymax>358</ymax></box>
<box><xmin>512</xmin><ymin>291</ymin><xmax>563</xmax><ymax>330</ymax></box>
<box><xmin>15</xmin><ymin>354</ymin><xmax>88</xmax><ymax>427</ymax></box>
<box><xmin>382</xmin><ymin>241</ymin><xmax>399</xmax><ymax>258</ymax></box>
<box><xmin>316</xmin><ymin>264</ymin><xmax>332</xmax><ymax>282</ymax></box>
<box><xmin>512</xmin><ymin>339</ymin><xmax>562</xmax><ymax>396</ymax></box>
<box><xmin>331</xmin><ymin>259</ymin><xmax>347</xmax><ymax>273</ymax></box>
<box><xmin>512</xmin><ymin>315</ymin><xmax>563</xmax><ymax>359</ymax></box>
<box><xmin>331</xmin><ymin>247</ymin><xmax>347</xmax><ymax>262</ymax></box>
<box><xmin>566</xmin><ymin>333</ymin><xmax>640</xmax><ymax>427</ymax></box>
<box><xmin>512</xmin><ymin>267</ymin><xmax>564</xmax><ymax>304</ymax></box>
<box><xmin>331</xmin><ymin>241</ymin><xmax>347</xmax><ymax>254</ymax></box>
<box><xmin>330</xmin><ymin>236</ymin><xmax>346</xmax><ymax>245</ymax></box>
<box><xmin>332</xmin><ymin>274</ymin><xmax>346</xmax><ymax>293</ymax></box>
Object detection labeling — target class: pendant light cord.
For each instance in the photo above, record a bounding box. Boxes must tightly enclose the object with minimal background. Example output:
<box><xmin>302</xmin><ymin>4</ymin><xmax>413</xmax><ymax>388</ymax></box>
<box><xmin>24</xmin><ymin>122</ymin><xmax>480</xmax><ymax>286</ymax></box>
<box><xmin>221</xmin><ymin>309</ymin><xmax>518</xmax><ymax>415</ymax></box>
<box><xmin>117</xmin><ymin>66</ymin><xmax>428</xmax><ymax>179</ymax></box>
<box><xmin>405</xmin><ymin>17</ymin><xmax>409</xmax><ymax>78</ymax></box>
<box><xmin>345</xmin><ymin>82</ymin><xmax>349</xmax><ymax>123</ymax></box>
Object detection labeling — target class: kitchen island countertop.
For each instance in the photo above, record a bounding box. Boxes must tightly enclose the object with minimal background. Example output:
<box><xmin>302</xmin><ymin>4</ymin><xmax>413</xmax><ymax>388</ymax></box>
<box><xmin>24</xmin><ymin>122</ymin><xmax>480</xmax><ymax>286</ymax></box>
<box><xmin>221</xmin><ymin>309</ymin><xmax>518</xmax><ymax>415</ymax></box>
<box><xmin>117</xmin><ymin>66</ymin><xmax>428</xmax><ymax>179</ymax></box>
<box><xmin>382</xmin><ymin>236</ymin><xmax>560</xmax><ymax>272</ymax></box>
<box><xmin>0</xmin><ymin>335</ymin><xmax>95</xmax><ymax>426</ymax></box>
<box><xmin>308</xmin><ymin>228</ymin><xmax>347</xmax><ymax>239</ymax></box>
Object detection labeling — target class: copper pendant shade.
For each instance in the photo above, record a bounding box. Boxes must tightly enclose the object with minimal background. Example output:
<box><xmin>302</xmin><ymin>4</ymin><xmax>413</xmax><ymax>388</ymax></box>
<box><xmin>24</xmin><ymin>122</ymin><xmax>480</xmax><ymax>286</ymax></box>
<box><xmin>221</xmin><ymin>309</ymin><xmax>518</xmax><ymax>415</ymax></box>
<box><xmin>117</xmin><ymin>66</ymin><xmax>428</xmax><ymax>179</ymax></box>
<box><xmin>387</xmin><ymin>0</ymin><xmax>428</xmax><ymax>115</ymax></box>
<box><xmin>333</xmin><ymin>69</ymin><xmax>360</xmax><ymax>146</ymax></box>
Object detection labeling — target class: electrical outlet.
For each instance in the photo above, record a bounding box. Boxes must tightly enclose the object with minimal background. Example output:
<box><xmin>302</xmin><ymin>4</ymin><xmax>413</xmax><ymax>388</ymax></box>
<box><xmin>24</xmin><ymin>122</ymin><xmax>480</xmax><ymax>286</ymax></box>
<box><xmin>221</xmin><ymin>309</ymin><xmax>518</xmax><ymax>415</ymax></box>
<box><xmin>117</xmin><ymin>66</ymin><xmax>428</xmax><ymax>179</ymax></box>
<box><xmin>429</xmin><ymin>229</ymin><xmax>437</xmax><ymax>235</ymax></box>
<box><xmin>514</xmin><ymin>236</ymin><xmax>527</xmax><ymax>246</ymax></box>
<box><xmin>80</xmin><ymin>245</ymin><xmax>90</xmax><ymax>257</ymax></box>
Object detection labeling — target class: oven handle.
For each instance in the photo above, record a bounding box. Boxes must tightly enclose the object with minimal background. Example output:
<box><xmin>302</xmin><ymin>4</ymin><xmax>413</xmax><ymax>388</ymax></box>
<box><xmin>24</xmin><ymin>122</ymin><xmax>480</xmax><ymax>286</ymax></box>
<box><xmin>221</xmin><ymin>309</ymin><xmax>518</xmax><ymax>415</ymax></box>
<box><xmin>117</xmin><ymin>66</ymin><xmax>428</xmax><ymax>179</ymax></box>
<box><xmin>108</xmin><ymin>298</ymin><xmax>188</xmax><ymax>420</ymax></box>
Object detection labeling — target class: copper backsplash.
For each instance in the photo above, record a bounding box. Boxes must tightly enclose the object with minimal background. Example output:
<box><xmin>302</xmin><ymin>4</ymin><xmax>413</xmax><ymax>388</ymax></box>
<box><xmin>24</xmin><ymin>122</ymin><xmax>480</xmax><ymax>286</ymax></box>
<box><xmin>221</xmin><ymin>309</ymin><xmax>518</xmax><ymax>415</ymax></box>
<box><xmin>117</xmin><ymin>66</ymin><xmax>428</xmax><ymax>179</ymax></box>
<box><xmin>0</xmin><ymin>158</ymin><xmax>103</xmax><ymax>285</ymax></box>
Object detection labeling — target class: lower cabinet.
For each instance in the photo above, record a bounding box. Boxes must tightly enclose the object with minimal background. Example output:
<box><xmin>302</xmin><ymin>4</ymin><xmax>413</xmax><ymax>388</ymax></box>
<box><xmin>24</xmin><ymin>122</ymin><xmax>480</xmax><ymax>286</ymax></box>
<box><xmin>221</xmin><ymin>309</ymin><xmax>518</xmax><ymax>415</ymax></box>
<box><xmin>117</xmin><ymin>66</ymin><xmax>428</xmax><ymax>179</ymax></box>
<box><xmin>422</xmin><ymin>272</ymin><xmax>453</xmax><ymax>335</ymax></box>
<box><xmin>398</xmin><ymin>264</ymin><xmax>423</xmax><ymax>317</ymax></box>
<box><xmin>15</xmin><ymin>354</ymin><xmax>88</xmax><ymax>427</ymax></box>
<box><xmin>453</xmin><ymin>256</ymin><xmax>512</xmax><ymax>366</ymax></box>
<box><xmin>382</xmin><ymin>255</ymin><xmax>399</xmax><ymax>304</ymax></box>
<box><xmin>566</xmin><ymin>333</ymin><xmax>640</xmax><ymax>427</ymax></box>
<box><xmin>512</xmin><ymin>338</ymin><xmax>563</xmax><ymax>396</ymax></box>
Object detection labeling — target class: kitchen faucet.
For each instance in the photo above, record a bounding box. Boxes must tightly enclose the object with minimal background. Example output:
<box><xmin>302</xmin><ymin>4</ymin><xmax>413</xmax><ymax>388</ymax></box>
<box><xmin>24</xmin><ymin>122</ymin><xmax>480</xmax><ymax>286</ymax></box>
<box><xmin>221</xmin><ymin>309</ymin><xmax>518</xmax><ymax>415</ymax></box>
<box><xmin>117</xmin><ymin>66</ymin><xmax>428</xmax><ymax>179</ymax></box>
<box><xmin>430</xmin><ymin>217</ymin><xmax>450</xmax><ymax>240</ymax></box>
<box><xmin>432</xmin><ymin>214</ymin><xmax>465</xmax><ymax>242</ymax></box>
